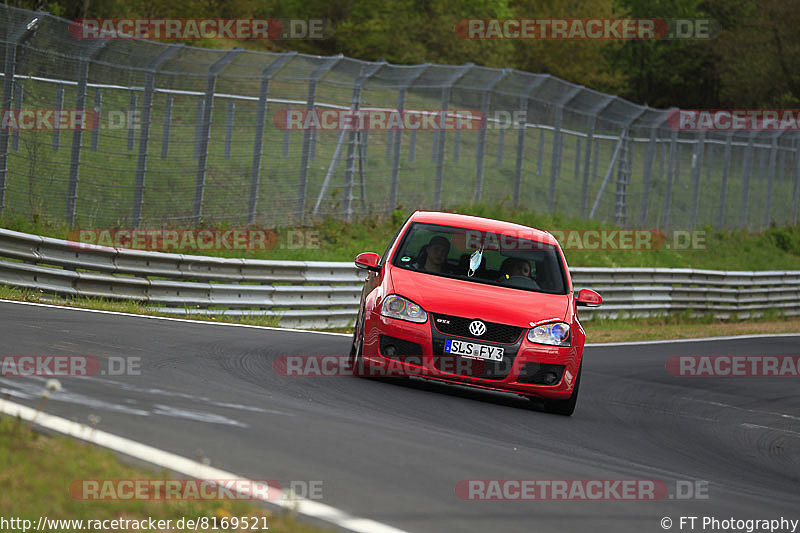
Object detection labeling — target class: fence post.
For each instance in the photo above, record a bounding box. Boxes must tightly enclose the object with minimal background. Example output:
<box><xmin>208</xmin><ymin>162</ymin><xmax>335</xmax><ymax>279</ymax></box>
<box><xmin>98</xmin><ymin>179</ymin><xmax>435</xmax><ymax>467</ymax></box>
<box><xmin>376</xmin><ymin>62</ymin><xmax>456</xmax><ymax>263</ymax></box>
<box><xmin>296</xmin><ymin>55</ymin><xmax>342</xmax><ymax>223</ymax></box>
<box><xmin>548</xmin><ymin>86</ymin><xmax>582</xmax><ymax>213</ymax></box>
<box><xmin>248</xmin><ymin>52</ymin><xmax>295</xmax><ymax>225</ymax></box>
<box><xmin>389</xmin><ymin>64</ymin><xmax>430</xmax><ymax>213</ymax></box>
<box><xmin>433</xmin><ymin>64</ymin><xmax>473</xmax><ymax>210</ymax></box>
<box><xmin>716</xmin><ymin>133</ymin><xmax>733</xmax><ymax>229</ymax></box>
<box><xmin>581</xmin><ymin>96</ymin><xmax>615</xmax><ymax>218</ymax></box>
<box><xmin>52</xmin><ymin>84</ymin><xmax>64</xmax><ymax>151</ymax></box>
<box><xmin>513</xmin><ymin>75</ymin><xmax>548</xmax><ymax>208</ymax></box>
<box><xmin>739</xmin><ymin>131</ymin><xmax>756</xmax><ymax>229</ymax></box>
<box><xmin>0</xmin><ymin>13</ymin><xmax>40</xmax><ymax>216</ymax></box>
<box><xmin>11</xmin><ymin>82</ymin><xmax>22</xmax><ymax>152</ymax></box>
<box><xmin>66</xmin><ymin>39</ymin><xmax>109</xmax><ymax>227</ymax></box>
<box><xmin>662</xmin><ymin>129</ymin><xmax>678</xmax><ymax>229</ymax></box>
<box><xmin>793</xmin><ymin>137</ymin><xmax>800</xmax><ymax>225</ymax></box>
<box><xmin>126</xmin><ymin>91</ymin><xmax>137</xmax><ymax>152</ymax></box>
<box><xmin>224</xmin><ymin>101</ymin><xmax>234</xmax><ymax>160</ymax></box>
<box><xmin>193</xmin><ymin>99</ymin><xmax>204</xmax><ymax>158</ymax></box>
<box><xmin>131</xmin><ymin>43</ymin><xmax>181</xmax><ymax>229</ymax></box>
<box><xmin>763</xmin><ymin>133</ymin><xmax>780</xmax><ymax>228</ymax></box>
<box><xmin>473</xmin><ymin>69</ymin><xmax>511</xmax><ymax>203</ymax></box>
<box><xmin>91</xmin><ymin>88</ymin><xmax>102</xmax><ymax>152</ymax></box>
<box><xmin>343</xmin><ymin>61</ymin><xmax>385</xmax><ymax>220</ymax></box>
<box><xmin>192</xmin><ymin>48</ymin><xmax>242</xmax><ymax>223</ymax></box>
<box><xmin>639</xmin><ymin>125</ymin><xmax>658</xmax><ymax>225</ymax></box>
<box><xmin>689</xmin><ymin>131</ymin><xmax>705</xmax><ymax>229</ymax></box>
<box><xmin>161</xmin><ymin>94</ymin><xmax>172</xmax><ymax>158</ymax></box>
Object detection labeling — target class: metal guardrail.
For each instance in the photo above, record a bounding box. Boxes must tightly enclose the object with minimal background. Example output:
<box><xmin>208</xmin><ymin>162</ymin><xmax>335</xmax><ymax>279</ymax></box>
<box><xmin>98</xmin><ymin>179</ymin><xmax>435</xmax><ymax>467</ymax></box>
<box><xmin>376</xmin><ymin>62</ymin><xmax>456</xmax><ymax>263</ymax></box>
<box><xmin>1</xmin><ymin>228</ymin><xmax>799</xmax><ymax>328</ymax></box>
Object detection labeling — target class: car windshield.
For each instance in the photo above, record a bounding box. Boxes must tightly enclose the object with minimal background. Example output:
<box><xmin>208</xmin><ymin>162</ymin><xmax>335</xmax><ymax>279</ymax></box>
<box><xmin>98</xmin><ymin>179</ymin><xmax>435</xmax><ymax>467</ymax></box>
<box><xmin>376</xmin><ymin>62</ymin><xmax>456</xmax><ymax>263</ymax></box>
<box><xmin>391</xmin><ymin>222</ymin><xmax>567</xmax><ymax>294</ymax></box>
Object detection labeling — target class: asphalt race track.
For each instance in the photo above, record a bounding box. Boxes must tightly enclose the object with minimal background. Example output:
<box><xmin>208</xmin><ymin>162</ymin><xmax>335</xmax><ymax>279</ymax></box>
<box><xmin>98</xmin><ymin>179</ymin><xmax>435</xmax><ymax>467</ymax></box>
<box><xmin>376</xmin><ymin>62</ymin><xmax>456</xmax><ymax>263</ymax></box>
<box><xmin>1</xmin><ymin>300</ymin><xmax>798</xmax><ymax>533</ymax></box>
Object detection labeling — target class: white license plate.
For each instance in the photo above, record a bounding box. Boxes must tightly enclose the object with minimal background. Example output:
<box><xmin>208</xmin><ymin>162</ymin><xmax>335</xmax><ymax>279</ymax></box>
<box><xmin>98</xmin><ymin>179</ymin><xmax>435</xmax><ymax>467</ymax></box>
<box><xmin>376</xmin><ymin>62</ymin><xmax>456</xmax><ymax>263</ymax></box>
<box><xmin>444</xmin><ymin>339</ymin><xmax>504</xmax><ymax>361</ymax></box>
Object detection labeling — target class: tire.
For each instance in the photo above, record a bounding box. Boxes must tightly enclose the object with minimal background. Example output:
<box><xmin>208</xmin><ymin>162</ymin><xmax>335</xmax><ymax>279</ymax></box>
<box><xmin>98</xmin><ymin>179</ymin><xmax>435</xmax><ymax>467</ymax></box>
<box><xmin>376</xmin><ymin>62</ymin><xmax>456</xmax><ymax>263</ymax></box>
<box><xmin>542</xmin><ymin>364</ymin><xmax>581</xmax><ymax>416</ymax></box>
<box><xmin>349</xmin><ymin>311</ymin><xmax>365</xmax><ymax>377</ymax></box>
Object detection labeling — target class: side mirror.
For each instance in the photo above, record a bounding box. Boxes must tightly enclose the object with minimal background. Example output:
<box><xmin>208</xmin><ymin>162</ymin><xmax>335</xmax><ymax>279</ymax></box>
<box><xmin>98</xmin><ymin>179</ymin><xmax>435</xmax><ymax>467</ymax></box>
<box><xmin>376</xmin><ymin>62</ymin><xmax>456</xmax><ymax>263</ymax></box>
<box><xmin>575</xmin><ymin>288</ymin><xmax>602</xmax><ymax>307</ymax></box>
<box><xmin>355</xmin><ymin>252</ymin><xmax>381</xmax><ymax>272</ymax></box>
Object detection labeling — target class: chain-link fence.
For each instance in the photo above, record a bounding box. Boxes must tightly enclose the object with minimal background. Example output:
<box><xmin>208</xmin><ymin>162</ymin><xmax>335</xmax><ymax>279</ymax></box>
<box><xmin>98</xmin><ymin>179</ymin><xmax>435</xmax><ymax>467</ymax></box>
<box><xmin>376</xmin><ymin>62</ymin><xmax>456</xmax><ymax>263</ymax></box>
<box><xmin>1</xmin><ymin>5</ymin><xmax>798</xmax><ymax>231</ymax></box>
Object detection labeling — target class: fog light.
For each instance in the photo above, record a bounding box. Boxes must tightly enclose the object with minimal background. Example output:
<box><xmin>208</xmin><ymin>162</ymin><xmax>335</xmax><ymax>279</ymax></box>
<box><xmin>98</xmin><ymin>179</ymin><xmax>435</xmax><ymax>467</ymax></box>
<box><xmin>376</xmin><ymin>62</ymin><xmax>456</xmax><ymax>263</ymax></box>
<box><xmin>383</xmin><ymin>344</ymin><xmax>397</xmax><ymax>357</ymax></box>
<box><xmin>543</xmin><ymin>372</ymin><xmax>559</xmax><ymax>385</ymax></box>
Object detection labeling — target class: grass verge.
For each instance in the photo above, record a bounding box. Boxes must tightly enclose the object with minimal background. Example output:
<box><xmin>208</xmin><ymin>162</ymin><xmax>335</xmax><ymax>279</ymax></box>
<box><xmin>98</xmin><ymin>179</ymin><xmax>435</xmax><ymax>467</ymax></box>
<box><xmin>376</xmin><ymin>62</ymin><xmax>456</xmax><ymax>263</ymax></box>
<box><xmin>4</xmin><ymin>205</ymin><xmax>800</xmax><ymax>270</ymax></box>
<box><xmin>0</xmin><ymin>415</ymin><xmax>330</xmax><ymax>532</ymax></box>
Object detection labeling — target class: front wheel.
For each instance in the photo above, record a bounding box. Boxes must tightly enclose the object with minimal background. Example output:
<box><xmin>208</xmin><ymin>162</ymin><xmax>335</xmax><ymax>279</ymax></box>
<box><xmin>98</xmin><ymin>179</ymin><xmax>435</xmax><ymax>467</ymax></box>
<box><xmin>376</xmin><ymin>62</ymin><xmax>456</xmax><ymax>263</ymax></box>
<box><xmin>542</xmin><ymin>364</ymin><xmax>581</xmax><ymax>416</ymax></box>
<box><xmin>349</xmin><ymin>312</ymin><xmax>365</xmax><ymax>377</ymax></box>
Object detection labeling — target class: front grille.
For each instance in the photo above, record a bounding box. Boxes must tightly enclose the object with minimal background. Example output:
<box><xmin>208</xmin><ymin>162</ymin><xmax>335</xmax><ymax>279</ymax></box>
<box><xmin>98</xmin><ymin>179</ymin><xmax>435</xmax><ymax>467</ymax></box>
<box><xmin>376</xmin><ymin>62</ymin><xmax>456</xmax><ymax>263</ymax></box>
<box><xmin>432</xmin><ymin>313</ymin><xmax>523</xmax><ymax>344</ymax></box>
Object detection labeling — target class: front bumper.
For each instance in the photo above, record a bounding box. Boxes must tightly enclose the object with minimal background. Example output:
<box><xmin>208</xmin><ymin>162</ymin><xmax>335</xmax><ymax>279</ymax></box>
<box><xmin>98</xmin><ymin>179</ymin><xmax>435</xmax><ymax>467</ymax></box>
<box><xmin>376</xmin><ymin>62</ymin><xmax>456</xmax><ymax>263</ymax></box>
<box><xmin>361</xmin><ymin>315</ymin><xmax>581</xmax><ymax>399</ymax></box>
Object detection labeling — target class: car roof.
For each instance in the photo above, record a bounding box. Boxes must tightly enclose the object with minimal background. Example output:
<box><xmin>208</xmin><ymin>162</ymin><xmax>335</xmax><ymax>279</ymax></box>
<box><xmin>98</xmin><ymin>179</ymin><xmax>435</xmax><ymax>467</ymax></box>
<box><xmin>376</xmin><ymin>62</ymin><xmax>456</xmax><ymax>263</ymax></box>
<box><xmin>408</xmin><ymin>211</ymin><xmax>559</xmax><ymax>246</ymax></box>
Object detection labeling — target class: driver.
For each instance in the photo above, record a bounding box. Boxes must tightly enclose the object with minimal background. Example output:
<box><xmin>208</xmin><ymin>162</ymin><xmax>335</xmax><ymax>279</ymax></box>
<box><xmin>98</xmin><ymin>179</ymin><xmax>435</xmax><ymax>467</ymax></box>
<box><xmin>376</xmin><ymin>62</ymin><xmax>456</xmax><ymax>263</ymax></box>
<box><xmin>500</xmin><ymin>258</ymin><xmax>539</xmax><ymax>289</ymax></box>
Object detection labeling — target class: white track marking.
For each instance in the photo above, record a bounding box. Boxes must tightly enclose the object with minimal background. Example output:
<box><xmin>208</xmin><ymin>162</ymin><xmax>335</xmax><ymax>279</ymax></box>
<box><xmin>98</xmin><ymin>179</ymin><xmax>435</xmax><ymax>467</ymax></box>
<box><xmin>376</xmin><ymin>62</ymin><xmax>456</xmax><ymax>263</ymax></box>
<box><xmin>0</xmin><ymin>399</ymin><xmax>409</xmax><ymax>533</ymax></box>
<box><xmin>0</xmin><ymin>299</ymin><xmax>351</xmax><ymax>336</ymax></box>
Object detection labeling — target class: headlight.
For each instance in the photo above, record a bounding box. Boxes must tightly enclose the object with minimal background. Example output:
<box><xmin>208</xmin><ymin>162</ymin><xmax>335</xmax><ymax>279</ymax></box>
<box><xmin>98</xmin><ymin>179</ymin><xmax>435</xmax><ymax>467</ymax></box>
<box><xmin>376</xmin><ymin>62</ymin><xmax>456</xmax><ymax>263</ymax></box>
<box><xmin>380</xmin><ymin>294</ymin><xmax>428</xmax><ymax>323</ymax></box>
<box><xmin>527</xmin><ymin>322</ymin><xmax>571</xmax><ymax>346</ymax></box>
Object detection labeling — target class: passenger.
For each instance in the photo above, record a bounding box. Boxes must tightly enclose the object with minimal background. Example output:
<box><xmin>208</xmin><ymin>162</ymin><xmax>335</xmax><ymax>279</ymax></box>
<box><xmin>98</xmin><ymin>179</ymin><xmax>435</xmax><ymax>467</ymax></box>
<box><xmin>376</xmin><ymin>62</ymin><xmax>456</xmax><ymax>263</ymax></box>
<box><xmin>414</xmin><ymin>235</ymin><xmax>451</xmax><ymax>273</ymax></box>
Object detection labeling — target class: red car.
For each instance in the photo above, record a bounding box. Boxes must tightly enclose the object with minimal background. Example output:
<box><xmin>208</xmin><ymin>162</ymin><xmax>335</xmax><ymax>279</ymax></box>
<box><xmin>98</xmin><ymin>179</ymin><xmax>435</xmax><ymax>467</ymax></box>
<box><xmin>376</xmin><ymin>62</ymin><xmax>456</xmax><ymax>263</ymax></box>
<box><xmin>350</xmin><ymin>211</ymin><xmax>602</xmax><ymax>416</ymax></box>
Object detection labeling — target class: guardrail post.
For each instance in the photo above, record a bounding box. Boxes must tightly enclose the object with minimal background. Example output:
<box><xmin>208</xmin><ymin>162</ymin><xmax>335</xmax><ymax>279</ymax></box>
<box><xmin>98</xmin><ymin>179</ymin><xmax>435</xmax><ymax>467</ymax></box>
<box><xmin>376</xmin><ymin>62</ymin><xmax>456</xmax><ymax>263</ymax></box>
<box><xmin>433</xmin><ymin>63</ymin><xmax>472</xmax><ymax>210</ymax></box>
<box><xmin>473</xmin><ymin>69</ymin><xmax>508</xmax><ymax>202</ymax></box>
<box><xmin>296</xmin><ymin>55</ymin><xmax>342</xmax><ymax>224</ymax></box>
<box><xmin>343</xmin><ymin>61</ymin><xmax>385</xmax><ymax>220</ymax></box>
<box><xmin>689</xmin><ymin>131</ymin><xmax>705</xmax><ymax>229</ymax></box>
<box><xmin>66</xmin><ymin>38</ymin><xmax>109</xmax><ymax>227</ymax></box>
<box><xmin>716</xmin><ymin>133</ymin><xmax>733</xmax><ymax>229</ymax></box>
<box><xmin>0</xmin><ymin>13</ymin><xmax>40</xmax><ymax>216</ymax></box>
<box><xmin>132</xmin><ymin>44</ymin><xmax>181</xmax><ymax>229</ymax></box>
<box><xmin>248</xmin><ymin>52</ymin><xmax>296</xmax><ymax>225</ymax></box>
<box><xmin>739</xmin><ymin>131</ymin><xmax>756</xmax><ymax>229</ymax></box>
<box><xmin>192</xmin><ymin>48</ymin><xmax>242</xmax><ymax>223</ymax></box>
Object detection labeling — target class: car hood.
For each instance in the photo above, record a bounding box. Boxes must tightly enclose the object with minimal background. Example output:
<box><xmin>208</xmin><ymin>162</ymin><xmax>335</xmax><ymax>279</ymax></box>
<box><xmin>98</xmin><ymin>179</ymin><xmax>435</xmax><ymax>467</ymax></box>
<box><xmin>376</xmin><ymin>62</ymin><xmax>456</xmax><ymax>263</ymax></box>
<box><xmin>388</xmin><ymin>266</ymin><xmax>570</xmax><ymax>327</ymax></box>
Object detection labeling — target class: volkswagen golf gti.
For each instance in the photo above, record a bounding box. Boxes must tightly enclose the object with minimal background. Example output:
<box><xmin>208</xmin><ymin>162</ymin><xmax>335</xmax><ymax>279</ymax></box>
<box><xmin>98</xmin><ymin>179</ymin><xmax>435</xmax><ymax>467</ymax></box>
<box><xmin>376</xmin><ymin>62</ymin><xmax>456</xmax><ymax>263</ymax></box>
<box><xmin>350</xmin><ymin>211</ymin><xmax>602</xmax><ymax>416</ymax></box>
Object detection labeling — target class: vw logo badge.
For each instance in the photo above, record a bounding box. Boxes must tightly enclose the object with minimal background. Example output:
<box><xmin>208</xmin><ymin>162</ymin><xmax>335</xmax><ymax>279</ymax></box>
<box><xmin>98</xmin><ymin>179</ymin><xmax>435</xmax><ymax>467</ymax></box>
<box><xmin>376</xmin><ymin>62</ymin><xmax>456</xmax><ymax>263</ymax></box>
<box><xmin>469</xmin><ymin>320</ymin><xmax>487</xmax><ymax>337</ymax></box>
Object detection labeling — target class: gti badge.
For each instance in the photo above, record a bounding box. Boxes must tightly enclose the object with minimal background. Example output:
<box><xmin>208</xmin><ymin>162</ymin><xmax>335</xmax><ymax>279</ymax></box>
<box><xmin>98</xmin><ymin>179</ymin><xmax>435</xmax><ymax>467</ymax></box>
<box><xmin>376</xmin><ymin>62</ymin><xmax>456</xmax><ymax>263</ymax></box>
<box><xmin>469</xmin><ymin>320</ymin><xmax>487</xmax><ymax>336</ymax></box>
